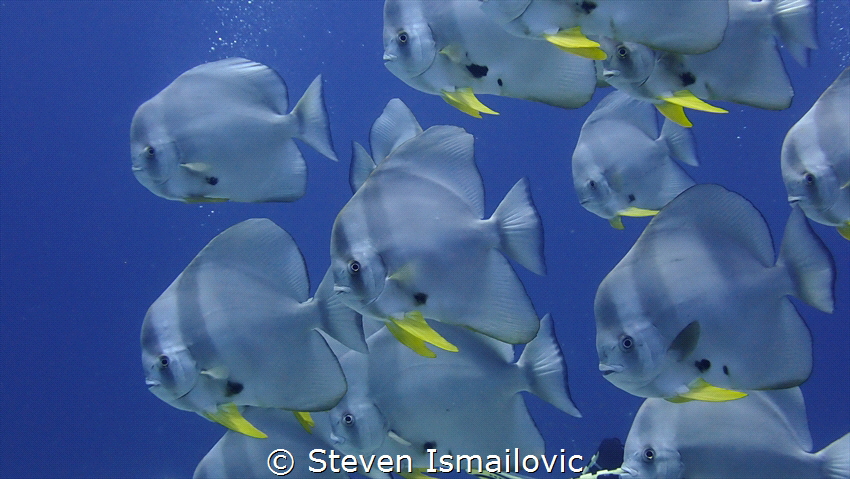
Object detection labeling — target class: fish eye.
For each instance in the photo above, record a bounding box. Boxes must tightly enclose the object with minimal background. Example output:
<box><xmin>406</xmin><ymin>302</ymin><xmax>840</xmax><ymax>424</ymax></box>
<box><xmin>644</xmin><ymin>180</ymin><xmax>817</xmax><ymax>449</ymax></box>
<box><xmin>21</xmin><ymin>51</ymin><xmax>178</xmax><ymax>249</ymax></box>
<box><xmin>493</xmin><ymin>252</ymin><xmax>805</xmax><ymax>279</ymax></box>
<box><xmin>397</xmin><ymin>31</ymin><xmax>408</xmax><ymax>44</ymax></box>
<box><xmin>157</xmin><ymin>354</ymin><xmax>169</xmax><ymax>368</ymax></box>
<box><xmin>348</xmin><ymin>260</ymin><xmax>361</xmax><ymax>274</ymax></box>
<box><xmin>804</xmin><ymin>172</ymin><xmax>815</xmax><ymax>185</ymax></box>
<box><xmin>617</xmin><ymin>45</ymin><xmax>628</xmax><ymax>58</ymax></box>
<box><xmin>588</xmin><ymin>180</ymin><xmax>597</xmax><ymax>190</ymax></box>
<box><xmin>343</xmin><ymin>413</ymin><xmax>355</xmax><ymax>425</ymax></box>
<box><xmin>643</xmin><ymin>448</ymin><xmax>655</xmax><ymax>462</ymax></box>
<box><xmin>145</xmin><ymin>146</ymin><xmax>156</xmax><ymax>159</ymax></box>
<box><xmin>620</xmin><ymin>335</ymin><xmax>634</xmax><ymax>351</ymax></box>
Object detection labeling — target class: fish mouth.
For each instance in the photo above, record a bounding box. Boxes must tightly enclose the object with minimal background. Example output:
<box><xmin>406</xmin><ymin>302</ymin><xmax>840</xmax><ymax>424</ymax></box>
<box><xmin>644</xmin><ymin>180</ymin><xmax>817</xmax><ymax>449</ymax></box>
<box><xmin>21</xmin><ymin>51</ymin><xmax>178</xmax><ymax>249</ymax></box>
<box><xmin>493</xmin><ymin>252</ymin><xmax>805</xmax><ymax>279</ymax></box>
<box><xmin>383</xmin><ymin>52</ymin><xmax>397</xmax><ymax>62</ymax></box>
<box><xmin>599</xmin><ymin>363</ymin><xmax>624</xmax><ymax>375</ymax></box>
<box><xmin>333</xmin><ymin>285</ymin><xmax>352</xmax><ymax>294</ymax></box>
<box><xmin>602</xmin><ymin>68</ymin><xmax>619</xmax><ymax>80</ymax></box>
<box><xmin>145</xmin><ymin>378</ymin><xmax>161</xmax><ymax>387</ymax></box>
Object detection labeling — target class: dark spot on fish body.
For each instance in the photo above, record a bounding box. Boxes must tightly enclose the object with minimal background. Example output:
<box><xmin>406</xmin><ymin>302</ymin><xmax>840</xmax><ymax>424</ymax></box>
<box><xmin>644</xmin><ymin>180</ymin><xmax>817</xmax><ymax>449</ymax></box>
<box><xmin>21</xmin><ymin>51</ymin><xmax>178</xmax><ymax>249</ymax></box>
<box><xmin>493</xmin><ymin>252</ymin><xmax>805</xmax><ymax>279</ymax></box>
<box><xmin>225</xmin><ymin>380</ymin><xmax>244</xmax><ymax>396</ymax></box>
<box><xmin>680</xmin><ymin>72</ymin><xmax>696</xmax><ymax>86</ymax></box>
<box><xmin>580</xmin><ymin>1</ymin><xmax>597</xmax><ymax>14</ymax></box>
<box><xmin>695</xmin><ymin>359</ymin><xmax>711</xmax><ymax>373</ymax></box>
<box><xmin>206</xmin><ymin>176</ymin><xmax>219</xmax><ymax>185</ymax></box>
<box><xmin>628</xmin><ymin>194</ymin><xmax>636</xmax><ymax>203</ymax></box>
<box><xmin>414</xmin><ymin>292</ymin><xmax>428</xmax><ymax>305</ymax></box>
<box><xmin>497</xmin><ymin>78</ymin><xmax>503</xmax><ymax>87</ymax></box>
<box><xmin>466</xmin><ymin>63</ymin><xmax>488</xmax><ymax>78</ymax></box>
<box><xmin>723</xmin><ymin>365</ymin><xmax>729</xmax><ymax>375</ymax></box>
<box><xmin>423</xmin><ymin>441</ymin><xmax>436</xmax><ymax>453</ymax></box>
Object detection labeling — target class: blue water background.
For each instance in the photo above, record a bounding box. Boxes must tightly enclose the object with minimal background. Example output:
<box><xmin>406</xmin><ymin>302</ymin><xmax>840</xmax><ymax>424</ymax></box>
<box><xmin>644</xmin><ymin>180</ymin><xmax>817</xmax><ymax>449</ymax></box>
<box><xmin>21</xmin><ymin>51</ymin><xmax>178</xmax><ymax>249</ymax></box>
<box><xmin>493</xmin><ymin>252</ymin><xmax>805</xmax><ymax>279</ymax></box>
<box><xmin>1</xmin><ymin>1</ymin><xmax>848</xmax><ymax>477</ymax></box>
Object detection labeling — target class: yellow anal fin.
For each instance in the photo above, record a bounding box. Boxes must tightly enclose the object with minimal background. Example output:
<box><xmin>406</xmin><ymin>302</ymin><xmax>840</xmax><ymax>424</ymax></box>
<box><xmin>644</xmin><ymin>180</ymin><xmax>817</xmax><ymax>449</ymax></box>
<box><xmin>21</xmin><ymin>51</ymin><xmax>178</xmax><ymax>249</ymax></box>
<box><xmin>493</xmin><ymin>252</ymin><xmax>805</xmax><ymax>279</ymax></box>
<box><xmin>837</xmin><ymin>221</ymin><xmax>850</xmax><ymax>240</ymax></box>
<box><xmin>292</xmin><ymin>411</ymin><xmax>315</xmax><ymax>433</ymax></box>
<box><xmin>608</xmin><ymin>216</ymin><xmax>625</xmax><ymax>230</ymax></box>
<box><xmin>664</xmin><ymin>90</ymin><xmax>728</xmax><ymax>113</ymax></box>
<box><xmin>441</xmin><ymin>88</ymin><xmax>499</xmax><ymax>118</ymax></box>
<box><xmin>203</xmin><ymin>402</ymin><xmax>268</xmax><ymax>438</ymax></box>
<box><xmin>619</xmin><ymin>206</ymin><xmax>659</xmax><ymax>217</ymax></box>
<box><xmin>668</xmin><ymin>378</ymin><xmax>748</xmax><ymax>403</ymax></box>
<box><xmin>387</xmin><ymin>311</ymin><xmax>458</xmax><ymax>358</ymax></box>
<box><xmin>399</xmin><ymin>468</ymin><xmax>441</xmax><ymax>479</ymax></box>
<box><xmin>183</xmin><ymin>197</ymin><xmax>229</xmax><ymax>203</ymax></box>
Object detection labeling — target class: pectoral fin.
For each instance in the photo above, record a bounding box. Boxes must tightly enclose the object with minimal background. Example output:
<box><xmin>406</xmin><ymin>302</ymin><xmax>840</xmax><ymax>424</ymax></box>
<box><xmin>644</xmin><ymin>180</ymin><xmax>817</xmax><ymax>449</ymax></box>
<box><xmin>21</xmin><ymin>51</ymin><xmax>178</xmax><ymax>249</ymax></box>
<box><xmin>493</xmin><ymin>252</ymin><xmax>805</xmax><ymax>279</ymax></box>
<box><xmin>441</xmin><ymin>88</ymin><xmax>499</xmax><ymax>118</ymax></box>
<box><xmin>387</xmin><ymin>311</ymin><xmax>458</xmax><ymax>358</ymax></box>
<box><xmin>292</xmin><ymin>411</ymin><xmax>315</xmax><ymax>433</ymax></box>
<box><xmin>667</xmin><ymin>378</ymin><xmax>747</xmax><ymax>403</ymax></box>
<box><xmin>203</xmin><ymin>402</ymin><xmax>268</xmax><ymax>438</ymax></box>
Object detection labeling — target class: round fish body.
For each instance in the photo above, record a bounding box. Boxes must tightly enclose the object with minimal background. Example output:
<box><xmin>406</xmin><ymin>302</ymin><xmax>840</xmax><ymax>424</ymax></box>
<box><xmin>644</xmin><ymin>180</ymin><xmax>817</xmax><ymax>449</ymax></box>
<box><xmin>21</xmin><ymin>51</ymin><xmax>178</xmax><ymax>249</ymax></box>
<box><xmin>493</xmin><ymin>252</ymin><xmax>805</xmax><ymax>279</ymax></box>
<box><xmin>781</xmin><ymin>67</ymin><xmax>850</xmax><ymax>237</ymax></box>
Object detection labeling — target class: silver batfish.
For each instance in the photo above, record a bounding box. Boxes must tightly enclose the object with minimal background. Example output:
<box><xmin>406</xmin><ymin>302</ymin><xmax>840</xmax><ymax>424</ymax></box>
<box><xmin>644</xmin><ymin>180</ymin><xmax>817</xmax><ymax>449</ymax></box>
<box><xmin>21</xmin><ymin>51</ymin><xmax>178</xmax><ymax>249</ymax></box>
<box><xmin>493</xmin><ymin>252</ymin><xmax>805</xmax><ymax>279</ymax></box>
<box><xmin>619</xmin><ymin>389</ymin><xmax>850</xmax><ymax>478</ymax></box>
<box><xmin>330</xmin><ymin>125</ymin><xmax>546</xmax><ymax>356</ymax></box>
<box><xmin>572</xmin><ymin>90</ymin><xmax>698</xmax><ymax>229</ymax></box>
<box><xmin>599</xmin><ymin>0</ymin><xmax>817</xmax><ymax>127</ymax></box>
<box><xmin>480</xmin><ymin>0</ymin><xmax>729</xmax><ymax>57</ymax></box>
<box><xmin>383</xmin><ymin>0</ymin><xmax>597</xmax><ymax>117</ymax></box>
<box><xmin>141</xmin><ymin>219</ymin><xmax>366</xmax><ymax>438</ymax></box>
<box><xmin>131</xmin><ymin>57</ymin><xmax>337</xmax><ymax>202</ymax></box>
<box><xmin>782</xmin><ymin>66</ymin><xmax>850</xmax><ymax>240</ymax></box>
<box><xmin>595</xmin><ymin>184</ymin><xmax>834</xmax><ymax>402</ymax></box>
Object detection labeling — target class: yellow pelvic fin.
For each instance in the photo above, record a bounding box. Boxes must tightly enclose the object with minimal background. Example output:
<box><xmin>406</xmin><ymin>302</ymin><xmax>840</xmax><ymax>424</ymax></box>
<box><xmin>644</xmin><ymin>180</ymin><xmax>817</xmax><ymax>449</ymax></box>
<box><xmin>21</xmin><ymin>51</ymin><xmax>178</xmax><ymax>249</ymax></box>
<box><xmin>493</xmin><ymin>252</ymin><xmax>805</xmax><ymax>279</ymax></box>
<box><xmin>399</xmin><ymin>468</ymin><xmax>441</xmax><ymax>479</ymax></box>
<box><xmin>669</xmin><ymin>378</ymin><xmax>748</xmax><ymax>402</ymax></box>
<box><xmin>608</xmin><ymin>216</ymin><xmax>625</xmax><ymax>230</ymax></box>
<box><xmin>543</xmin><ymin>28</ymin><xmax>607</xmax><ymax>59</ymax></box>
<box><xmin>664</xmin><ymin>90</ymin><xmax>728</xmax><ymax>114</ymax></box>
<box><xmin>388</xmin><ymin>262</ymin><xmax>416</xmax><ymax>283</ymax></box>
<box><xmin>543</xmin><ymin>27</ymin><xmax>601</xmax><ymax>48</ymax></box>
<box><xmin>655</xmin><ymin>102</ymin><xmax>692</xmax><ymax>128</ymax></box>
<box><xmin>292</xmin><ymin>411</ymin><xmax>315</xmax><ymax>433</ymax></box>
<box><xmin>386</xmin><ymin>320</ymin><xmax>436</xmax><ymax>358</ymax></box>
<box><xmin>837</xmin><ymin>221</ymin><xmax>850</xmax><ymax>240</ymax></box>
<box><xmin>203</xmin><ymin>402</ymin><xmax>268</xmax><ymax>438</ymax></box>
<box><xmin>387</xmin><ymin>311</ymin><xmax>459</xmax><ymax>357</ymax></box>
<box><xmin>619</xmin><ymin>206</ymin><xmax>659</xmax><ymax>217</ymax></box>
<box><xmin>183</xmin><ymin>196</ymin><xmax>229</xmax><ymax>203</ymax></box>
<box><xmin>441</xmin><ymin>88</ymin><xmax>499</xmax><ymax>118</ymax></box>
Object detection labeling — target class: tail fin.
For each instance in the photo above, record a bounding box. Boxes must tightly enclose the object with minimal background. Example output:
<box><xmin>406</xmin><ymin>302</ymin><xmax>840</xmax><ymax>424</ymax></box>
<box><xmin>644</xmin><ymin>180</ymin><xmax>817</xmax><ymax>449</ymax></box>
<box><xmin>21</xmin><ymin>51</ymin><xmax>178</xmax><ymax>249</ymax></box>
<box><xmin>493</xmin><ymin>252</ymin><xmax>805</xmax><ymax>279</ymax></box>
<box><xmin>517</xmin><ymin>314</ymin><xmax>581</xmax><ymax>417</ymax></box>
<box><xmin>492</xmin><ymin>178</ymin><xmax>546</xmax><ymax>275</ymax></box>
<box><xmin>313</xmin><ymin>268</ymin><xmax>368</xmax><ymax>353</ymax></box>
<box><xmin>660</xmin><ymin>118</ymin><xmax>699</xmax><ymax>166</ymax></box>
<box><xmin>778</xmin><ymin>204</ymin><xmax>835</xmax><ymax>312</ymax></box>
<box><xmin>349</xmin><ymin>141</ymin><xmax>376</xmax><ymax>193</ymax></box>
<box><xmin>817</xmin><ymin>433</ymin><xmax>849</xmax><ymax>479</ymax></box>
<box><xmin>290</xmin><ymin>75</ymin><xmax>338</xmax><ymax>161</ymax></box>
<box><xmin>773</xmin><ymin>0</ymin><xmax>818</xmax><ymax>66</ymax></box>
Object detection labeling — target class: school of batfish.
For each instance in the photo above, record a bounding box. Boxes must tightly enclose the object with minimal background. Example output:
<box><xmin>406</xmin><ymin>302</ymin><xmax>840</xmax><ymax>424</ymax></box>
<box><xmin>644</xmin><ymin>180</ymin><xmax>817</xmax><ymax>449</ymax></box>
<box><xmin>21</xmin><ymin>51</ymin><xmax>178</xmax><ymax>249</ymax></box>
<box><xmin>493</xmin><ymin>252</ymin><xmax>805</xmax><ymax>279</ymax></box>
<box><xmin>131</xmin><ymin>1</ymin><xmax>849</xmax><ymax>478</ymax></box>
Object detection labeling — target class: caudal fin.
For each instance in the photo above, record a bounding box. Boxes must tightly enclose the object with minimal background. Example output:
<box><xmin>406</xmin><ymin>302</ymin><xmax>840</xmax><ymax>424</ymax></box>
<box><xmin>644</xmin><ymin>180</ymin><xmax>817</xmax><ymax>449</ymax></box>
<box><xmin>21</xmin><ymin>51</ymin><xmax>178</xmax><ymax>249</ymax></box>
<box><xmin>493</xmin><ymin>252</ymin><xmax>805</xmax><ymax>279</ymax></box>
<box><xmin>773</xmin><ymin>0</ymin><xmax>818</xmax><ymax>66</ymax></box>
<box><xmin>290</xmin><ymin>75</ymin><xmax>338</xmax><ymax>161</ymax></box>
<box><xmin>492</xmin><ymin>178</ymin><xmax>546</xmax><ymax>275</ymax></box>
<box><xmin>817</xmin><ymin>433</ymin><xmax>849</xmax><ymax>479</ymax></box>
<box><xmin>778</xmin><ymin>204</ymin><xmax>835</xmax><ymax>312</ymax></box>
<box><xmin>517</xmin><ymin>314</ymin><xmax>581</xmax><ymax>417</ymax></box>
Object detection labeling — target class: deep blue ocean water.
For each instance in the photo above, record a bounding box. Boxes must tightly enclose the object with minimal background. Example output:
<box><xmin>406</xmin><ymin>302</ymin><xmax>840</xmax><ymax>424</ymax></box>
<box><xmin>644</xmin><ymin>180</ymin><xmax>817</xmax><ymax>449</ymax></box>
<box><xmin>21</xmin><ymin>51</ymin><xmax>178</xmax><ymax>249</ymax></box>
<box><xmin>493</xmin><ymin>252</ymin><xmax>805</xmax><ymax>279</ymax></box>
<box><xmin>1</xmin><ymin>1</ymin><xmax>847</xmax><ymax>477</ymax></box>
